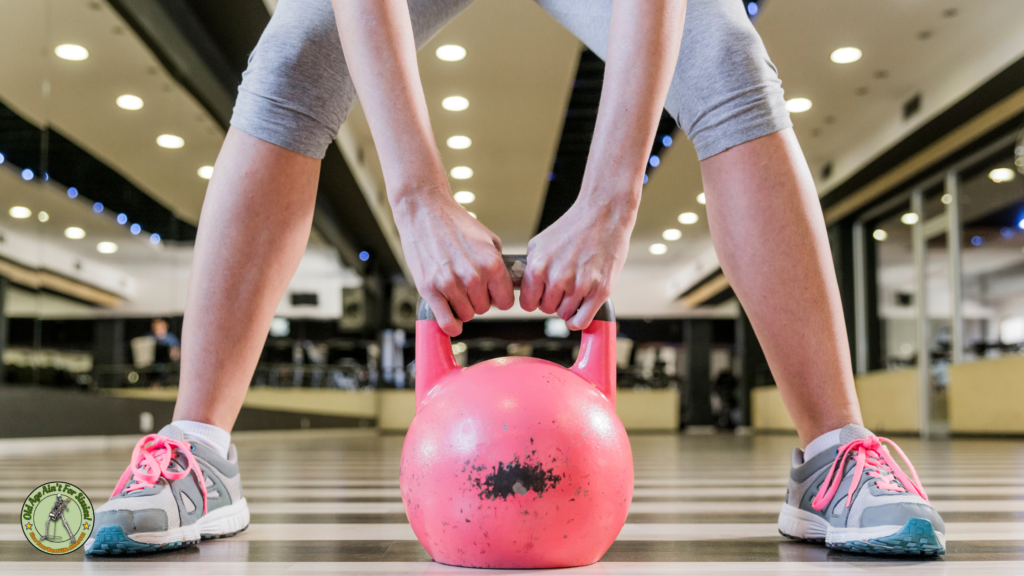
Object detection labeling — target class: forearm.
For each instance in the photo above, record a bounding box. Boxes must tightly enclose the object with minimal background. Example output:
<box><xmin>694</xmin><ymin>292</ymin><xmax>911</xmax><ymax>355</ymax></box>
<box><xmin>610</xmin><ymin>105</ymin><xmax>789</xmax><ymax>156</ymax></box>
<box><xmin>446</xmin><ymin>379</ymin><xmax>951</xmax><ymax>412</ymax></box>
<box><xmin>582</xmin><ymin>0</ymin><xmax>687</xmax><ymax>212</ymax></box>
<box><xmin>331</xmin><ymin>0</ymin><xmax>446</xmax><ymax>204</ymax></box>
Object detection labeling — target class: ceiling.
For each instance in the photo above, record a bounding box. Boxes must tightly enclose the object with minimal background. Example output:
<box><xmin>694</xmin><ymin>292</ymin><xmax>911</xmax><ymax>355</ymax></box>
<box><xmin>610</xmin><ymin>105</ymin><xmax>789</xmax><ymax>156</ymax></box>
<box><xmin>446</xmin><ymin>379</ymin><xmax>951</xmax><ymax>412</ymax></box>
<box><xmin>0</xmin><ymin>0</ymin><xmax>224</xmax><ymax>226</ymax></box>
<box><xmin>758</xmin><ymin>0</ymin><xmax>1024</xmax><ymax>194</ymax></box>
<box><xmin>345</xmin><ymin>0</ymin><xmax>1024</xmax><ymax>303</ymax></box>
<box><xmin>2</xmin><ymin>0</ymin><xmax>1023</xmax><ymax>318</ymax></box>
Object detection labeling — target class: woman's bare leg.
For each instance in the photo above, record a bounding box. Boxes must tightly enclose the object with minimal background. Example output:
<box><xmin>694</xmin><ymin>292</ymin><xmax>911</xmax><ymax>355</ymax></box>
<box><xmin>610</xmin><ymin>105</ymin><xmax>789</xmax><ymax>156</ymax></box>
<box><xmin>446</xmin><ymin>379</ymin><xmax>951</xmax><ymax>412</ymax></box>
<box><xmin>173</xmin><ymin>127</ymin><xmax>321</xmax><ymax>431</ymax></box>
<box><xmin>701</xmin><ymin>128</ymin><xmax>863</xmax><ymax>446</ymax></box>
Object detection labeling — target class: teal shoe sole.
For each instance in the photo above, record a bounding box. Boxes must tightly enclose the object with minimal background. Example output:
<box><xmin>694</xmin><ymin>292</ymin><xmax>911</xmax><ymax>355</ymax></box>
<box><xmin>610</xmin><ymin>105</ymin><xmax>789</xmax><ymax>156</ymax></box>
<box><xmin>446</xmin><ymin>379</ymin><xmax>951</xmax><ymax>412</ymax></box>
<box><xmin>84</xmin><ymin>525</ymin><xmax>198</xmax><ymax>555</ymax></box>
<box><xmin>829</xmin><ymin>518</ymin><xmax>946</xmax><ymax>556</ymax></box>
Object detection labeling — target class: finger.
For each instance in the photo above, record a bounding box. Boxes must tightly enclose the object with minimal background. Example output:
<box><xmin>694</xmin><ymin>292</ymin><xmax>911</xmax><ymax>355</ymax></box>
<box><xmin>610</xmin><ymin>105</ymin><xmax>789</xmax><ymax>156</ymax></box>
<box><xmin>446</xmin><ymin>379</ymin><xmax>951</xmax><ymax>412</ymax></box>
<box><xmin>539</xmin><ymin>281</ymin><xmax>566</xmax><ymax>315</ymax></box>
<box><xmin>488</xmin><ymin>259</ymin><xmax>515</xmax><ymax>311</ymax></box>
<box><xmin>556</xmin><ymin>290</ymin><xmax>585</xmax><ymax>321</ymax></box>
<box><xmin>442</xmin><ymin>282</ymin><xmax>477</xmax><ymax>324</ymax></box>
<box><xmin>519</xmin><ymin>261</ymin><xmax>544</xmax><ymax>312</ymax></box>
<box><xmin>566</xmin><ymin>292</ymin><xmax>605</xmax><ymax>331</ymax></box>
<box><xmin>464</xmin><ymin>269</ymin><xmax>491</xmax><ymax>316</ymax></box>
<box><xmin>424</xmin><ymin>291</ymin><xmax>462</xmax><ymax>337</ymax></box>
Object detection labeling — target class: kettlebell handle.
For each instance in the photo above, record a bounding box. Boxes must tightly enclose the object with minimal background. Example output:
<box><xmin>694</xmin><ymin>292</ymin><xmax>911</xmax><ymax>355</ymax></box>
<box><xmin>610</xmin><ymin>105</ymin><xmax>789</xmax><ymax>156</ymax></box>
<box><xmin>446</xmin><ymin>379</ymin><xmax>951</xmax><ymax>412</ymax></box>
<box><xmin>414</xmin><ymin>254</ymin><xmax>617</xmax><ymax>410</ymax></box>
<box><xmin>416</xmin><ymin>255</ymin><xmax>616</xmax><ymax>322</ymax></box>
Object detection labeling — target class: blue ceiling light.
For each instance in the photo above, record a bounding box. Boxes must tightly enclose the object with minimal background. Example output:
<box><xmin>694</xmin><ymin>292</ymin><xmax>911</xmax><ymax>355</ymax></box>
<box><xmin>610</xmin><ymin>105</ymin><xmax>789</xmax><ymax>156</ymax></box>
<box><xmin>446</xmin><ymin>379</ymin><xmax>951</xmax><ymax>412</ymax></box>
<box><xmin>130</xmin><ymin>223</ymin><xmax>141</xmax><ymax>235</ymax></box>
<box><xmin>1018</xmin><ymin>217</ymin><xmax>1024</xmax><ymax>231</ymax></box>
<box><xmin>21</xmin><ymin>168</ymin><xmax>33</xmax><ymax>181</ymax></box>
<box><xmin>0</xmin><ymin>152</ymin><xmax>5</xmax><ymax>164</ymax></box>
<box><xmin>93</xmin><ymin>202</ymin><xmax>104</xmax><ymax>213</ymax></box>
<box><xmin>359</xmin><ymin>251</ymin><xmax>370</xmax><ymax>262</ymax></box>
<box><xmin>662</xmin><ymin>134</ymin><xmax>673</xmax><ymax>147</ymax></box>
<box><xmin>67</xmin><ymin>187</ymin><xmax>78</xmax><ymax>198</ymax></box>
<box><xmin>117</xmin><ymin>213</ymin><xmax>128</xmax><ymax>225</ymax></box>
<box><xmin>649</xmin><ymin>155</ymin><xmax>660</xmax><ymax>168</ymax></box>
<box><xmin>547</xmin><ymin>172</ymin><xmax>555</xmax><ymax>182</ymax></box>
<box><xmin>971</xmin><ymin>236</ymin><xmax>984</xmax><ymax>246</ymax></box>
<box><xmin>43</xmin><ymin>173</ymin><xmax>49</xmax><ymax>181</ymax></box>
<box><xmin>643</xmin><ymin>174</ymin><xmax>649</xmax><ymax>185</ymax></box>
<box><xmin>747</xmin><ymin>1</ymin><xmax>758</xmax><ymax>16</ymax></box>
<box><xmin>150</xmin><ymin>233</ymin><xmax>161</xmax><ymax>245</ymax></box>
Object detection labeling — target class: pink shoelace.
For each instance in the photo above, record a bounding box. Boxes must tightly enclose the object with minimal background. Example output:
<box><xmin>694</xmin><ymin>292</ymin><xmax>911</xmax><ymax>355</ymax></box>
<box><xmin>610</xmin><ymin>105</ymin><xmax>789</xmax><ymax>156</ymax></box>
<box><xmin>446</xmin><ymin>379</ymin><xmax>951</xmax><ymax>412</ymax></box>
<box><xmin>111</xmin><ymin>434</ymin><xmax>208</xmax><ymax>515</ymax></box>
<box><xmin>811</xmin><ymin>435</ymin><xmax>928</xmax><ymax>513</ymax></box>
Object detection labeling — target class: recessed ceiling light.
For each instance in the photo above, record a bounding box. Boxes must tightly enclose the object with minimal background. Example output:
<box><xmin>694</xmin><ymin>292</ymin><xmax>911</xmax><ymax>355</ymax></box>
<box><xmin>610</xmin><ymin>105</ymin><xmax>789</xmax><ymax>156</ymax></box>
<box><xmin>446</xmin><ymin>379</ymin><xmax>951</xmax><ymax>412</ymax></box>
<box><xmin>662</xmin><ymin>134</ymin><xmax>673</xmax><ymax>147</ymax></box>
<box><xmin>662</xmin><ymin>229</ymin><xmax>682</xmax><ymax>241</ymax></box>
<box><xmin>989</xmin><ymin>168</ymin><xmax>1016</xmax><ymax>183</ymax></box>
<box><xmin>649</xmin><ymin>243</ymin><xmax>667</xmax><ymax>255</ymax></box>
<box><xmin>447</xmin><ymin>136</ymin><xmax>472</xmax><ymax>150</ymax></box>
<box><xmin>117</xmin><ymin>213</ymin><xmax>128</xmax><ymax>225</ymax></box>
<box><xmin>435</xmin><ymin>44</ymin><xmax>466</xmax><ymax>62</ymax></box>
<box><xmin>872</xmin><ymin>229</ymin><xmax>888</xmax><ymax>241</ymax></box>
<box><xmin>150</xmin><ymin>233</ymin><xmax>161</xmax><ymax>245</ymax></box>
<box><xmin>467</xmin><ymin>212</ymin><xmax>477</xmax><ymax>219</ymax></box>
<box><xmin>649</xmin><ymin>155</ymin><xmax>660</xmax><ymax>167</ymax></box>
<box><xmin>450</xmin><ymin>166</ymin><xmax>473</xmax><ymax>179</ymax></box>
<box><xmin>453</xmin><ymin>191</ymin><xmax>475</xmax><ymax>204</ymax></box>
<box><xmin>941</xmin><ymin>194</ymin><xmax>953</xmax><ymax>205</ymax></box>
<box><xmin>198</xmin><ymin>165</ymin><xmax>214</xmax><ymax>179</ymax></box>
<box><xmin>900</xmin><ymin>212</ymin><xmax>919</xmax><ymax>225</ymax></box>
<box><xmin>830</xmin><ymin>47</ymin><xmax>863</xmax><ymax>64</ymax></box>
<box><xmin>97</xmin><ymin>241</ymin><xmax>118</xmax><ymax>254</ymax></box>
<box><xmin>442</xmin><ymin>96</ymin><xmax>469</xmax><ymax>111</ymax></box>
<box><xmin>678</xmin><ymin>212</ymin><xmax>699</xmax><ymax>225</ymax></box>
<box><xmin>786</xmin><ymin>98</ymin><xmax>813</xmax><ymax>113</ymax></box>
<box><xmin>54</xmin><ymin>44</ymin><xmax>89</xmax><ymax>61</ymax></box>
<box><xmin>38</xmin><ymin>211</ymin><xmax>49</xmax><ymax>222</ymax></box>
<box><xmin>64</xmin><ymin>226</ymin><xmax>86</xmax><ymax>240</ymax></box>
<box><xmin>156</xmin><ymin>134</ymin><xmax>184</xmax><ymax>149</ymax></box>
<box><xmin>130</xmin><ymin>223</ymin><xmax>142</xmax><ymax>235</ymax></box>
<box><xmin>21</xmin><ymin>168</ymin><xmax>33</xmax><ymax>181</ymax></box>
<box><xmin>696</xmin><ymin>192</ymin><xmax>706</xmax><ymax>205</ymax></box>
<box><xmin>9</xmin><ymin>206</ymin><xmax>31</xmax><ymax>219</ymax></box>
<box><xmin>116</xmin><ymin>95</ymin><xmax>144</xmax><ymax>110</ymax></box>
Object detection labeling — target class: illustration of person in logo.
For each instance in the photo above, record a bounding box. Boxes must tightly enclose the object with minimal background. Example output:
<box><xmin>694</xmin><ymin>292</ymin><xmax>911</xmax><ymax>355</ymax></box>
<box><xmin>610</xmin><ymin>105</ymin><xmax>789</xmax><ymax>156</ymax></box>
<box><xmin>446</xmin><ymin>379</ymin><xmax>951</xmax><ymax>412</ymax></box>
<box><xmin>22</xmin><ymin>482</ymin><xmax>94</xmax><ymax>555</ymax></box>
<box><xmin>40</xmin><ymin>494</ymin><xmax>73</xmax><ymax>543</ymax></box>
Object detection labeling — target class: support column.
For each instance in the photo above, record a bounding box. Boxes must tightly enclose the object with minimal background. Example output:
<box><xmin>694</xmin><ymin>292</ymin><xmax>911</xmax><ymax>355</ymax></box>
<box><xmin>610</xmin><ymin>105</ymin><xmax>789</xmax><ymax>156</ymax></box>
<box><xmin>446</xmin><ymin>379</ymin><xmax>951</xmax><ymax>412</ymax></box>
<box><xmin>685</xmin><ymin>319</ymin><xmax>713</xmax><ymax>427</ymax></box>
<box><xmin>946</xmin><ymin>170</ymin><xmax>965</xmax><ymax>364</ymax></box>
<box><xmin>0</xmin><ymin>278</ymin><xmax>7</xmax><ymax>385</ymax></box>
<box><xmin>911</xmin><ymin>188</ymin><xmax>932</xmax><ymax>438</ymax></box>
<box><xmin>852</xmin><ymin>221</ymin><xmax>868</xmax><ymax>375</ymax></box>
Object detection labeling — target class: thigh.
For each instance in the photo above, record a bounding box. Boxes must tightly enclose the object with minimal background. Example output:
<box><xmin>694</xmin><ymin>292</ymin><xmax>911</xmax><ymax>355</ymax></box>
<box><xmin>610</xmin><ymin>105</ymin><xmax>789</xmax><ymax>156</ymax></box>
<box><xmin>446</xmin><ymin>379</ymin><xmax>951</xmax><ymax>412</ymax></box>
<box><xmin>231</xmin><ymin>0</ymin><xmax>475</xmax><ymax>160</ymax></box>
<box><xmin>535</xmin><ymin>0</ymin><xmax>790</xmax><ymax>161</ymax></box>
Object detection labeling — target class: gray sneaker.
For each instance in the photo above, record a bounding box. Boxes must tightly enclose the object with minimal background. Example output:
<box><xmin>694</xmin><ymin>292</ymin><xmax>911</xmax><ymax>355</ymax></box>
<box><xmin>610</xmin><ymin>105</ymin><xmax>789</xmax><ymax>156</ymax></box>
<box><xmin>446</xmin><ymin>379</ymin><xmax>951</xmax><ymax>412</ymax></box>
<box><xmin>778</xmin><ymin>424</ymin><xmax>945</xmax><ymax>555</ymax></box>
<box><xmin>85</xmin><ymin>424</ymin><xmax>249</xmax><ymax>555</ymax></box>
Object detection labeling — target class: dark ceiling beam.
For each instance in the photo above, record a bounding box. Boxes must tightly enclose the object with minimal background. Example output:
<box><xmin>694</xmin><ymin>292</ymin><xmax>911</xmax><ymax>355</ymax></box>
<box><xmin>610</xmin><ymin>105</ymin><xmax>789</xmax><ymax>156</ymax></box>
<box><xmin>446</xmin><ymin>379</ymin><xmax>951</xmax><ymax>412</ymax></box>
<box><xmin>106</xmin><ymin>0</ymin><xmax>403</xmax><ymax>277</ymax></box>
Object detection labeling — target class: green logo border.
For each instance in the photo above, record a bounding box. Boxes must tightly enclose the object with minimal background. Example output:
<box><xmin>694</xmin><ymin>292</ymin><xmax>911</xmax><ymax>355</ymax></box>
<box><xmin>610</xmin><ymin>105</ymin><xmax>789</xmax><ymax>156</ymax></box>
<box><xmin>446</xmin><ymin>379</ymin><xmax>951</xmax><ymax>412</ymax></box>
<box><xmin>21</xmin><ymin>481</ymin><xmax>95</xmax><ymax>555</ymax></box>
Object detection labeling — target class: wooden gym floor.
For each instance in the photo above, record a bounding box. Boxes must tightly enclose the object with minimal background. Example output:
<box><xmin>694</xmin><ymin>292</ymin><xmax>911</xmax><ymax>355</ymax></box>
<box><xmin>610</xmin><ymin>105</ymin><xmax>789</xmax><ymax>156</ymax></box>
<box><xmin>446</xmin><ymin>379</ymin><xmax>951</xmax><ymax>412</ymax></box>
<box><xmin>2</xmin><ymin>429</ymin><xmax>1024</xmax><ymax>574</ymax></box>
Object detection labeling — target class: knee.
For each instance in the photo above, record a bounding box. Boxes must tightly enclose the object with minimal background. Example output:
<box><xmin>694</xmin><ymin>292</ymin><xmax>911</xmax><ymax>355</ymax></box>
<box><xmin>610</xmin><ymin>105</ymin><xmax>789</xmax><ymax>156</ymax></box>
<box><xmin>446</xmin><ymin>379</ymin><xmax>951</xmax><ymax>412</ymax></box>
<box><xmin>667</xmin><ymin>10</ymin><xmax>791</xmax><ymax>161</ymax></box>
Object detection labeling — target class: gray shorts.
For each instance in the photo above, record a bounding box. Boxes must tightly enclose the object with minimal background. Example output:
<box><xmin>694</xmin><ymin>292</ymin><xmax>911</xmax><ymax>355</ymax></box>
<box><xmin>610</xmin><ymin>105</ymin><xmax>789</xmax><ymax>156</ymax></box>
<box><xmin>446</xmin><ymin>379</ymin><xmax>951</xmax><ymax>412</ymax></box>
<box><xmin>231</xmin><ymin>0</ymin><xmax>791</xmax><ymax>162</ymax></box>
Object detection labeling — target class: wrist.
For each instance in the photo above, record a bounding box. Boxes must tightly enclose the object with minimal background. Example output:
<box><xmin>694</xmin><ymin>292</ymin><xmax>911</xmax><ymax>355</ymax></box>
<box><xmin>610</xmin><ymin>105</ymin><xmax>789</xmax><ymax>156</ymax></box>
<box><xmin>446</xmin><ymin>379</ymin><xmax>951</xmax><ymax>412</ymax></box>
<box><xmin>577</xmin><ymin>177</ymin><xmax>642</xmax><ymax>221</ymax></box>
<box><xmin>389</xmin><ymin>180</ymin><xmax>452</xmax><ymax>221</ymax></box>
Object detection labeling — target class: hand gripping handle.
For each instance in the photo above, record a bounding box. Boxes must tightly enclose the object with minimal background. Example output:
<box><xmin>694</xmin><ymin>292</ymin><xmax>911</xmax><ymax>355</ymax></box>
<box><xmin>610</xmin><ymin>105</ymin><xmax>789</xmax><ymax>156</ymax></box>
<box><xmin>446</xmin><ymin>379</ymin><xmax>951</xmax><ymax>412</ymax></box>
<box><xmin>414</xmin><ymin>255</ymin><xmax>617</xmax><ymax>410</ymax></box>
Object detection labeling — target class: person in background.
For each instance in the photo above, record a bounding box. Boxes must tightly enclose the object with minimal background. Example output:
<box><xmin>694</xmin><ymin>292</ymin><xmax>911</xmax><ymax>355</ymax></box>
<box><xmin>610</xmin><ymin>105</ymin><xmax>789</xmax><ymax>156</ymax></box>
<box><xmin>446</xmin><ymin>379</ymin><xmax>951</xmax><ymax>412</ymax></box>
<box><xmin>148</xmin><ymin>318</ymin><xmax>181</xmax><ymax>388</ymax></box>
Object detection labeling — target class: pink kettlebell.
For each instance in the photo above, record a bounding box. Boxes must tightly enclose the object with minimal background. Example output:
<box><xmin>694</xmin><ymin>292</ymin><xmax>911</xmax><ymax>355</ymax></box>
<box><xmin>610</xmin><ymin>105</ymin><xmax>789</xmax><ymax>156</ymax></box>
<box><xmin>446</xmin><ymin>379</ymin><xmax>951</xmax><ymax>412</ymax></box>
<box><xmin>401</xmin><ymin>255</ymin><xmax>633</xmax><ymax>569</ymax></box>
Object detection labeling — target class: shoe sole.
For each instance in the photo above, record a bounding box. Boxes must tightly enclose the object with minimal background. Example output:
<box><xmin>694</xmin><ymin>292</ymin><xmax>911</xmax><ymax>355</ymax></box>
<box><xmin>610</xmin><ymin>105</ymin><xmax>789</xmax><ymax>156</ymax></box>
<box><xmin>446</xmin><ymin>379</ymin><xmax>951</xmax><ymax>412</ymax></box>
<box><xmin>85</xmin><ymin>497</ymin><xmax>249</xmax><ymax>555</ymax></box>
<box><xmin>778</xmin><ymin>503</ymin><xmax>946</xmax><ymax>556</ymax></box>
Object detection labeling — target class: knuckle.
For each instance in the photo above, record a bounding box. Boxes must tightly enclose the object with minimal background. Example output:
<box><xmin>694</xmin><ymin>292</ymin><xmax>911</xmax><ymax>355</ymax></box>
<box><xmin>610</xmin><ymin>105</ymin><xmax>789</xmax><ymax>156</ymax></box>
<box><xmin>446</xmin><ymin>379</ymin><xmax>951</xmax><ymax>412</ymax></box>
<box><xmin>463</xmin><ymin>272</ymin><xmax>482</xmax><ymax>289</ymax></box>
